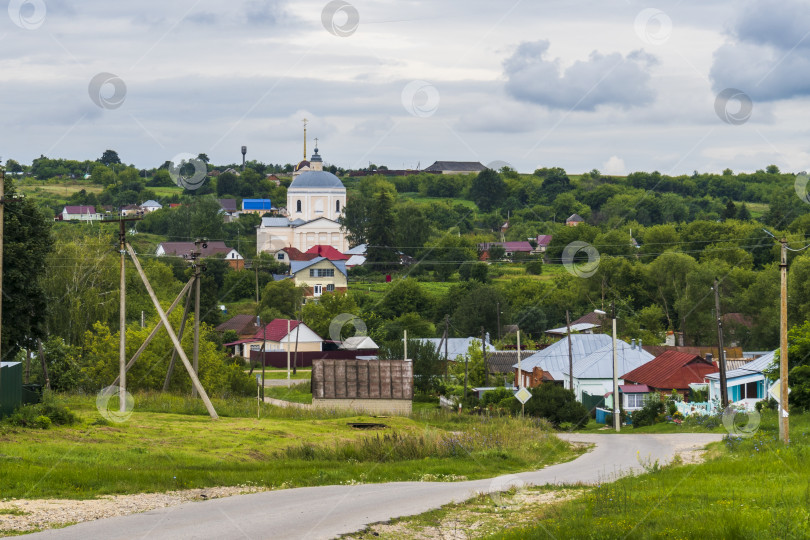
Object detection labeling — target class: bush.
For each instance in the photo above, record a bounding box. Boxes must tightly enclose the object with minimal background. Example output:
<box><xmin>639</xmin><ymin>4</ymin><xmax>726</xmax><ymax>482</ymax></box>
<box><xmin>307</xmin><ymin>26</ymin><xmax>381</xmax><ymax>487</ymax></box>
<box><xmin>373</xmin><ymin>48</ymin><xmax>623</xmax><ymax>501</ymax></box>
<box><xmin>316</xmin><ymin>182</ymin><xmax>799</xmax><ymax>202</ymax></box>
<box><xmin>6</xmin><ymin>392</ymin><xmax>79</xmax><ymax>428</ymax></box>
<box><xmin>34</xmin><ymin>415</ymin><xmax>52</xmax><ymax>429</ymax></box>
<box><xmin>510</xmin><ymin>383</ymin><xmax>589</xmax><ymax>428</ymax></box>
<box><xmin>525</xmin><ymin>260</ymin><xmax>543</xmax><ymax>275</ymax></box>
<box><xmin>632</xmin><ymin>396</ymin><xmax>665</xmax><ymax>428</ymax></box>
<box><xmin>481</xmin><ymin>387</ymin><xmax>514</xmax><ymax>407</ymax></box>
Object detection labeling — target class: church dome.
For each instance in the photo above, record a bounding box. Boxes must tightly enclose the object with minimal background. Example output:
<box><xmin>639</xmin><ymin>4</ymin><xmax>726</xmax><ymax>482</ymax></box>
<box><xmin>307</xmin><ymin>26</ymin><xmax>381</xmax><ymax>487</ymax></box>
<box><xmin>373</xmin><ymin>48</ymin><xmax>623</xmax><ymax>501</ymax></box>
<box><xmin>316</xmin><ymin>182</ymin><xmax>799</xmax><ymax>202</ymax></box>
<box><xmin>289</xmin><ymin>170</ymin><xmax>344</xmax><ymax>189</ymax></box>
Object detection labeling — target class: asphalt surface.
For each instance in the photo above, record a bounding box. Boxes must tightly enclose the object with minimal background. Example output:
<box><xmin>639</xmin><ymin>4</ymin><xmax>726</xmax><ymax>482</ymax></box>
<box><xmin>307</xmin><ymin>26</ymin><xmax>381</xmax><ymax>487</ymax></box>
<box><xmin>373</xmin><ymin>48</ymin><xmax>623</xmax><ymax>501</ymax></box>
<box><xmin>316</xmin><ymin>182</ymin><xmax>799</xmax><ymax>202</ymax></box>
<box><xmin>25</xmin><ymin>432</ymin><xmax>723</xmax><ymax>540</ymax></box>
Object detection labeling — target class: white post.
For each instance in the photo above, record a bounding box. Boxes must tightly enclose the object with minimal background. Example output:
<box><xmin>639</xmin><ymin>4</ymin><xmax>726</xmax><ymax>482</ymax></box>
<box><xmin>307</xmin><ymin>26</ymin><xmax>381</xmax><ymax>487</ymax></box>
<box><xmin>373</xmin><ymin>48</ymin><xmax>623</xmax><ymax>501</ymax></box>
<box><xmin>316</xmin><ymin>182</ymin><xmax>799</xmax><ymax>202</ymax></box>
<box><xmin>404</xmin><ymin>330</ymin><xmax>408</xmax><ymax>360</ymax></box>
<box><xmin>517</xmin><ymin>330</ymin><xmax>522</xmax><ymax>388</ymax></box>
<box><xmin>613</xmin><ymin>316</ymin><xmax>620</xmax><ymax>432</ymax></box>
<box><xmin>287</xmin><ymin>319</ymin><xmax>291</xmax><ymax>387</ymax></box>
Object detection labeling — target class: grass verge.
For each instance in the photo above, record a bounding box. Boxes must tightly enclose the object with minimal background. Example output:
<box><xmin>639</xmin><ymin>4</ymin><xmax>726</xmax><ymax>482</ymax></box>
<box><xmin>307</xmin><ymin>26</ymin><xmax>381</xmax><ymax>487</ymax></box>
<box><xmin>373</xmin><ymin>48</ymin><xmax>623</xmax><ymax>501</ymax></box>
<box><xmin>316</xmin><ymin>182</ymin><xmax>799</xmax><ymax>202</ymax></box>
<box><xmin>0</xmin><ymin>392</ymin><xmax>581</xmax><ymax>500</ymax></box>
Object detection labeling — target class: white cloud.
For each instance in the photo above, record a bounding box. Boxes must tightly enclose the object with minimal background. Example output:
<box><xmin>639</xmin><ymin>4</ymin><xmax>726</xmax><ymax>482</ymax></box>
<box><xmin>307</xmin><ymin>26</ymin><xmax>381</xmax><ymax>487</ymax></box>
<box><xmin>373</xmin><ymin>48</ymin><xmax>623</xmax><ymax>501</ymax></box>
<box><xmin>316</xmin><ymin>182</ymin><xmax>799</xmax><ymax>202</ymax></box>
<box><xmin>603</xmin><ymin>156</ymin><xmax>626</xmax><ymax>176</ymax></box>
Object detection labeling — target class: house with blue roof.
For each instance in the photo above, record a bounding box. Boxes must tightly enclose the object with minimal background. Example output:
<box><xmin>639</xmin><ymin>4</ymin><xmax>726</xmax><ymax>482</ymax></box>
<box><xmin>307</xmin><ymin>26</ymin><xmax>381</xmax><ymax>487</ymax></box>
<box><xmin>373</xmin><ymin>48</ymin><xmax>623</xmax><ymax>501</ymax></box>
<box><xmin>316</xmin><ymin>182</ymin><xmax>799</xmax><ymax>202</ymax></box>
<box><xmin>290</xmin><ymin>257</ymin><xmax>347</xmax><ymax>299</ymax></box>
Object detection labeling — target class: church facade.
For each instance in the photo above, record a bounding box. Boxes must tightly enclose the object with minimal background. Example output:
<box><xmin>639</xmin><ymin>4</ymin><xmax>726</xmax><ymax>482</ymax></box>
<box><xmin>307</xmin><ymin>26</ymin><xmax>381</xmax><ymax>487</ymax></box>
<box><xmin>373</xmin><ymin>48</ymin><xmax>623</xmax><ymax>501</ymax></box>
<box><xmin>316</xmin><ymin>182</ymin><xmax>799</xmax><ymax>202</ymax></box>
<box><xmin>257</xmin><ymin>147</ymin><xmax>348</xmax><ymax>255</ymax></box>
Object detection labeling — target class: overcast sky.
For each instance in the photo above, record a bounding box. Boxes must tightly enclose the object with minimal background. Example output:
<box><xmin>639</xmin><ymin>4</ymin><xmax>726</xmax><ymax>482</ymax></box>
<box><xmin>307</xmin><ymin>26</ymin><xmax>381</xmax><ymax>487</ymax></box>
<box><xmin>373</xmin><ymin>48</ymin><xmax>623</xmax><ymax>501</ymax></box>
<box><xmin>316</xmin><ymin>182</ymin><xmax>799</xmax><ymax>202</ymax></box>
<box><xmin>2</xmin><ymin>0</ymin><xmax>809</xmax><ymax>174</ymax></box>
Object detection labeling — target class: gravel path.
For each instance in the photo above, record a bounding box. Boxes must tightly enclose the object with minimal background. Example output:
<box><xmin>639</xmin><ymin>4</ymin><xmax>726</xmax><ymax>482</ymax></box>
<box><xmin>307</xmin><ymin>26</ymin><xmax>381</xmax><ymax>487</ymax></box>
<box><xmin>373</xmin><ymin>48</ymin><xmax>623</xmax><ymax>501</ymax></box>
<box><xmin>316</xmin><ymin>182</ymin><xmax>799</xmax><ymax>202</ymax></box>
<box><xmin>22</xmin><ymin>432</ymin><xmax>723</xmax><ymax>540</ymax></box>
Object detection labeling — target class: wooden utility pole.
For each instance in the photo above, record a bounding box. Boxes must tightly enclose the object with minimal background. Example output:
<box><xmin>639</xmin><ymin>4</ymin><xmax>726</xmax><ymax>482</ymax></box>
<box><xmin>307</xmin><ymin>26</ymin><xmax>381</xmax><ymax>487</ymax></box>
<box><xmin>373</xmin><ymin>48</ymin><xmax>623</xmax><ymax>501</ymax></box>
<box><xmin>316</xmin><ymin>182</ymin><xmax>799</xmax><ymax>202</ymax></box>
<box><xmin>118</xmin><ymin>219</ymin><xmax>127</xmax><ymax>412</ymax></box>
<box><xmin>192</xmin><ymin>239</ymin><xmax>202</xmax><ymax>398</ymax></box>
<box><xmin>713</xmin><ymin>279</ymin><xmax>729</xmax><ymax>408</ymax></box>
<box><xmin>163</xmin><ymin>281</ymin><xmax>194</xmax><ymax>391</ymax></box>
<box><xmin>0</xmin><ymin>167</ymin><xmax>4</xmax><ymax>373</ymax></box>
<box><xmin>566</xmin><ymin>310</ymin><xmax>574</xmax><ymax>393</ymax></box>
<box><xmin>780</xmin><ymin>238</ymin><xmax>789</xmax><ymax>444</ymax></box>
<box><xmin>125</xmin><ymin>243</ymin><xmax>218</xmax><ymax>419</ymax></box>
<box><xmin>37</xmin><ymin>338</ymin><xmax>50</xmax><ymax>390</ymax></box>
<box><xmin>110</xmin><ymin>277</ymin><xmax>194</xmax><ymax>387</ymax></box>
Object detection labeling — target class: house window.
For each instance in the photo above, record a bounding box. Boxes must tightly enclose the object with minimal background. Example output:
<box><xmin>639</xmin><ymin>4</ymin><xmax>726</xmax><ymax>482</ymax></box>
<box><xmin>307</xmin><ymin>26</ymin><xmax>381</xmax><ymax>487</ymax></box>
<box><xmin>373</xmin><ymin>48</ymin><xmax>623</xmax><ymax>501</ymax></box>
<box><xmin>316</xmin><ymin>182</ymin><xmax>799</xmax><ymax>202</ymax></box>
<box><xmin>296</xmin><ymin>200</ymin><xmax>302</xmax><ymax>212</ymax></box>
<box><xmin>625</xmin><ymin>393</ymin><xmax>645</xmax><ymax>408</ymax></box>
<box><xmin>326</xmin><ymin>284</ymin><xmax>335</xmax><ymax>292</ymax></box>
<box><xmin>311</xmin><ymin>268</ymin><xmax>335</xmax><ymax>277</ymax></box>
<box><xmin>309</xmin><ymin>269</ymin><xmax>315</xmax><ymax>277</ymax></box>
<box><xmin>277</xmin><ymin>253</ymin><xmax>285</xmax><ymax>260</ymax></box>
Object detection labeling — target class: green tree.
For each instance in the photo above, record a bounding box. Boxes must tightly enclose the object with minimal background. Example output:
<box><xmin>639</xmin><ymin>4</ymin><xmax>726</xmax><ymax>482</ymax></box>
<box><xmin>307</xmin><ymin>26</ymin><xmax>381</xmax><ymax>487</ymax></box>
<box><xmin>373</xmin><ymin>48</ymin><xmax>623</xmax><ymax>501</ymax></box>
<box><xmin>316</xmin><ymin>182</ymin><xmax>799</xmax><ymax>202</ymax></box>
<box><xmin>395</xmin><ymin>202</ymin><xmax>432</xmax><ymax>256</ymax></box>
<box><xmin>99</xmin><ymin>149</ymin><xmax>121</xmax><ymax>166</ymax></box>
<box><xmin>380</xmin><ymin>312</ymin><xmax>436</xmax><ymax>342</ymax></box>
<box><xmin>2</xmin><ymin>178</ymin><xmax>52</xmax><ymax>357</ymax></box>
<box><xmin>259</xmin><ymin>279</ymin><xmax>304</xmax><ymax>319</ymax></box>
<box><xmin>451</xmin><ymin>285</ymin><xmax>507</xmax><ymax>338</ymax></box>
<box><xmin>510</xmin><ymin>383</ymin><xmax>589</xmax><ymax>427</ymax></box>
<box><xmin>469</xmin><ymin>169</ymin><xmax>507</xmax><ymax>212</ymax></box>
<box><xmin>379</xmin><ymin>339</ymin><xmax>444</xmax><ymax>394</ymax></box>
<box><xmin>301</xmin><ymin>291</ymin><xmax>359</xmax><ymax>340</ymax></box>
<box><xmin>377</xmin><ymin>278</ymin><xmax>431</xmax><ymax>320</ymax></box>
<box><xmin>366</xmin><ymin>191</ymin><xmax>399</xmax><ymax>269</ymax></box>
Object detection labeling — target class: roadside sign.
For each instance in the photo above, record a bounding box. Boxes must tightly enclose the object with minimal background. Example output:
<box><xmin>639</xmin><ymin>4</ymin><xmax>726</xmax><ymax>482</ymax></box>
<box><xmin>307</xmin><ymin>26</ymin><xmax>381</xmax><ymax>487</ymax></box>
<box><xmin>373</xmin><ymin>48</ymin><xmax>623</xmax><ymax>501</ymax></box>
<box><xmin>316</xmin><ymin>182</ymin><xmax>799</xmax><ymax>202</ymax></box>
<box><xmin>515</xmin><ymin>387</ymin><xmax>532</xmax><ymax>405</ymax></box>
<box><xmin>768</xmin><ymin>379</ymin><xmax>791</xmax><ymax>404</ymax></box>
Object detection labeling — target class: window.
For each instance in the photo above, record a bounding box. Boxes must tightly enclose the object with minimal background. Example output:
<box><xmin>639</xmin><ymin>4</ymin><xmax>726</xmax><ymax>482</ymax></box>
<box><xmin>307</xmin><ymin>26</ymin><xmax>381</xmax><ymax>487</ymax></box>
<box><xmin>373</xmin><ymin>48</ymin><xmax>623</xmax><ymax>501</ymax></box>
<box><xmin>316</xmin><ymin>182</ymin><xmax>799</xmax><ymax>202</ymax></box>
<box><xmin>309</xmin><ymin>269</ymin><xmax>315</xmax><ymax>277</ymax></box>
<box><xmin>309</xmin><ymin>268</ymin><xmax>335</xmax><ymax>277</ymax></box>
<box><xmin>336</xmin><ymin>200</ymin><xmax>340</xmax><ymax>212</ymax></box>
<box><xmin>277</xmin><ymin>253</ymin><xmax>285</xmax><ymax>260</ymax></box>
<box><xmin>296</xmin><ymin>200</ymin><xmax>302</xmax><ymax>212</ymax></box>
<box><xmin>326</xmin><ymin>284</ymin><xmax>335</xmax><ymax>292</ymax></box>
<box><xmin>625</xmin><ymin>393</ymin><xmax>645</xmax><ymax>408</ymax></box>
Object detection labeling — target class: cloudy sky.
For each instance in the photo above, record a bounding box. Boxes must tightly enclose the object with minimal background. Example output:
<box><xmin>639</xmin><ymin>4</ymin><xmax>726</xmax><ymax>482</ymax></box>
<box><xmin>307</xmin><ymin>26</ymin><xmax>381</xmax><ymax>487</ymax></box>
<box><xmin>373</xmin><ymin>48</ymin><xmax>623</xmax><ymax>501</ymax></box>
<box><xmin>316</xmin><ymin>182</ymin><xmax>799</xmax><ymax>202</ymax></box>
<box><xmin>1</xmin><ymin>0</ymin><xmax>809</xmax><ymax>174</ymax></box>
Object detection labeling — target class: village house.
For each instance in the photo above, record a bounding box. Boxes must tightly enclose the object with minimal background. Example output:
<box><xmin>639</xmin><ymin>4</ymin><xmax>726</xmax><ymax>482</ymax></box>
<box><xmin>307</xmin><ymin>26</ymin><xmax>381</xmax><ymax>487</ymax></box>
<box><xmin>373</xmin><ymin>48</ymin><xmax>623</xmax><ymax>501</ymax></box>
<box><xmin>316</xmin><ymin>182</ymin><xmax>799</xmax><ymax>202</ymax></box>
<box><xmin>58</xmin><ymin>205</ymin><xmax>101</xmax><ymax>221</ymax></box>
<box><xmin>155</xmin><ymin>241</ymin><xmax>244</xmax><ymax>270</ymax></box>
<box><xmin>621</xmin><ymin>350</ymin><xmax>719</xmax><ymax>400</ymax></box>
<box><xmin>290</xmin><ymin>257</ymin><xmax>348</xmax><ymax>299</ymax></box>
<box><xmin>566</xmin><ymin>213</ymin><xmax>584</xmax><ymax>226</ymax></box>
<box><xmin>705</xmin><ymin>350</ymin><xmax>775</xmax><ymax>408</ymax></box>
<box><xmin>223</xmin><ymin>318</ymin><xmax>323</xmax><ymax>360</ymax></box>
<box><xmin>423</xmin><ymin>161</ymin><xmax>487</xmax><ymax>174</ymax></box>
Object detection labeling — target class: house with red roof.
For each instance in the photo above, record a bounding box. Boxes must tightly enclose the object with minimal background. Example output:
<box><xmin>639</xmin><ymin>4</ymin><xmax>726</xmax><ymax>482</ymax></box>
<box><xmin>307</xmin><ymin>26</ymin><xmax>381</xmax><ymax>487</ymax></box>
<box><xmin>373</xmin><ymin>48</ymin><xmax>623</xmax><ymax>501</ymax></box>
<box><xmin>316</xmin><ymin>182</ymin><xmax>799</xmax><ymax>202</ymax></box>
<box><xmin>305</xmin><ymin>244</ymin><xmax>349</xmax><ymax>260</ymax></box>
<box><xmin>222</xmin><ymin>318</ymin><xmax>323</xmax><ymax>360</ymax></box>
<box><xmin>621</xmin><ymin>350</ymin><xmax>718</xmax><ymax>402</ymax></box>
<box><xmin>274</xmin><ymin>247</ymin><xmax>317</xmax><ymax>265</ymax></box>
<box><xmin>535</xmin><ymin>234</ymin><xmax>553</xmax><ymax>253</ymax></box>
<box><xmin>478</xmin><ymin>241</ymin><xmax>534</xmax><ymax>260</ymax></box>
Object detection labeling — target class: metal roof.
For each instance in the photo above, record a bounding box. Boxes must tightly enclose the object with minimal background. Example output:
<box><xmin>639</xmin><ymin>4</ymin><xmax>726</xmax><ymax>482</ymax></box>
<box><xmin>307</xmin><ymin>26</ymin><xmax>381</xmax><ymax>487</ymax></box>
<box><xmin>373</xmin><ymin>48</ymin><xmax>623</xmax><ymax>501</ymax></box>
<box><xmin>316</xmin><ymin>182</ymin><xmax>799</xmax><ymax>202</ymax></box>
<box><xmin>289</xmin><ymin>170</ymin><xmax>345</xmax><ymax>189</ymax></box>
<box><xmin>515</xmin><ymin>334</ymin><xmax>613</xmax><ymax>373</ymax></box>
<box><xmin>418</xmin><ymin>338</ymin><xmax>495</xmax><ymax>361</ymax></box>
<box><xmin>290</xmin><ymin>257</ymin><xmax>347</xmax><ymax>277</ymax></box>
<box><xmin>243</xmin><ymin>199</ymin><xmax>273</xmax><ymax>210</ymax></box>
<box><xmin>621</xmin><ymin>350</ymin><xmax>715</xmax><ymax>389</ymax></box>
<box><xmin>705</xmin><ymin>350</ymin><xmax>776</xmax><ymax>380</ymax></box>
<box><xmin>345</xmin><ymin>244</ymin><xmax>367</xmax><ymax>255</ymax></box>
<box><xmin>545</xmin><ymin>322</ymin><xmax>600</xmax><ymax>335</ymax></box>
<box><xmin>569</xmin><ymin>342</ymin><xmax>655</xmax><ymax>379</ymax></box>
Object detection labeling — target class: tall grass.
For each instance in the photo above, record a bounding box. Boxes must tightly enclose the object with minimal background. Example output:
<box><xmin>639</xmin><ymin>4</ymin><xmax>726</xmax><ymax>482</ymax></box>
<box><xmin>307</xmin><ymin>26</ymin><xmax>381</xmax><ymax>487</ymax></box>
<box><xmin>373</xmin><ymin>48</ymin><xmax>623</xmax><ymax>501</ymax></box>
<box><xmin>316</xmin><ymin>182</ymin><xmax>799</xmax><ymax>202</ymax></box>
<box><xmin>491</xmin><ymin>410</ymin><xmax>810</xmax><ymax>539</ymax></box>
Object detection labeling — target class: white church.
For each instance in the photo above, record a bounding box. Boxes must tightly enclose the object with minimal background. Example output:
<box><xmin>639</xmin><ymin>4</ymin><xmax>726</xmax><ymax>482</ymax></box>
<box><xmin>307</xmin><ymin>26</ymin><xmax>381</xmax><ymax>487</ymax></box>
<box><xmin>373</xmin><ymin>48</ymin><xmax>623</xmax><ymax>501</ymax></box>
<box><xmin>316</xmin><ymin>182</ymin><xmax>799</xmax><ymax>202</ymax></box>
<box><xmin>256</xmin><ymin>144</ymin><xmax>349</xmax><ymax>254</ymax></box>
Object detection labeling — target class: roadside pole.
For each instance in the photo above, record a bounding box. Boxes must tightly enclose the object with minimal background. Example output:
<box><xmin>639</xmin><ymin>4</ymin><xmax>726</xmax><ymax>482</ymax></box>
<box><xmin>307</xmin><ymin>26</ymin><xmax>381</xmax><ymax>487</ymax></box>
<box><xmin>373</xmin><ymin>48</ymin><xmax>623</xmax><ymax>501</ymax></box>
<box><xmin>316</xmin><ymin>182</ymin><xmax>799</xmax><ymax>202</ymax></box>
<box><xmin>780</xmin><ymin>238</ymin><xmax>789</xmax><ymax>444</ymax></box>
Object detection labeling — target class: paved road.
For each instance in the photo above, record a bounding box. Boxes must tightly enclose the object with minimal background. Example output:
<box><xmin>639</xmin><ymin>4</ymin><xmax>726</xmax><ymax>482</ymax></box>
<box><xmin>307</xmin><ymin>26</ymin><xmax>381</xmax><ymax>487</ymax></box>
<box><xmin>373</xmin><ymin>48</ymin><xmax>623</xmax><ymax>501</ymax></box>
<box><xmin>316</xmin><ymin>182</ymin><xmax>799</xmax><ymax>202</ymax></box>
<box><xmin>26</xmin><ymin>433</ymin><xmax>722</xmax><ymax>540</ymax></box>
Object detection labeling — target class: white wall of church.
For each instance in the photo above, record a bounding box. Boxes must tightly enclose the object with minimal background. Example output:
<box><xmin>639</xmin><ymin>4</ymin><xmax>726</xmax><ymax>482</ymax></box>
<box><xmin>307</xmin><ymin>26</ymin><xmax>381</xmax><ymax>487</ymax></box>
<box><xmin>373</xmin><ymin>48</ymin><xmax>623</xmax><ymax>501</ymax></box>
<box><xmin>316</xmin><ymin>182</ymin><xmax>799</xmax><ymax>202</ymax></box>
<box><xmin>287</xmin><ymin>188</ymin><xmax>345</xmax><ymax>222</ymax></box>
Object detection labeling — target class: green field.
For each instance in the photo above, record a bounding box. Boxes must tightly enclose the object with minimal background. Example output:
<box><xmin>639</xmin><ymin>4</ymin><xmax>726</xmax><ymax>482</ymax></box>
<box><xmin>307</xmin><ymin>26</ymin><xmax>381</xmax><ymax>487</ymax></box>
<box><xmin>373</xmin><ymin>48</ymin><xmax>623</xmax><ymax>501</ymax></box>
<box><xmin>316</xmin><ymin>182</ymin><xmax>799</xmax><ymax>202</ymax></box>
<box><xmin>399</xmin><ymin>192</ymin><xmax>478</xmax><ymax>210</ymax></box>
<box><xmin>0</xmin><ymin>392</ymin><xmax>580</xmax><ymax>500</ymax></box>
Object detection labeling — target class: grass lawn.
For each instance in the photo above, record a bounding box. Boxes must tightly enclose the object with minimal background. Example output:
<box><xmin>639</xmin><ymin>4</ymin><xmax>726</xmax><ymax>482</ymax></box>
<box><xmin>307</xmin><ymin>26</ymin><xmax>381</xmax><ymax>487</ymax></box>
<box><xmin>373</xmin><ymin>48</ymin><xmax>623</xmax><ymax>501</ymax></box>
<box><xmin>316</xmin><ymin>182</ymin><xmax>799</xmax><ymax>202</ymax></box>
<box><xmin>264</xmin><ymin>381</ymin><xmax>313</xmax><ymax>402</ymax></box>
<box><xmin>248</xmin><ymin>368</ymin><xmax>311</xmax><ymax>380</ymax></box>
<box><xmin>573</xmin><ymin>417</ymin><xmax>727</xmax><ymax>435</ymax></box>
<box><xmin>492</xmin><ymin>410</ymin><xmax>810</xmax><ymax>539</ymax></box>
<box><xmin>0</xmin><ymin>393</ymin><xmax>581</xmax><ymax>500</ymax></box>
<box><xmin>150</xmin><ymin>186</ymin><xmax>184</xmax><ymax>197</ymax></box>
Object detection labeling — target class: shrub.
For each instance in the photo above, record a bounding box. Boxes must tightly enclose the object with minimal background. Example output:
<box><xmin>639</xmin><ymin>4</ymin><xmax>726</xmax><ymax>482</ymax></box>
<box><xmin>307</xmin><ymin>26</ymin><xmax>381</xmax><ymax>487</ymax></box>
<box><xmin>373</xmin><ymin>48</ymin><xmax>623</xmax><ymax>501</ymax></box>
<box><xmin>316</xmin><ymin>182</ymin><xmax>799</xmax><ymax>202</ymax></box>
<box><xmin>481</xmin><ymin>387</ymin><xmax>514</xmax><ymax>407</ymax></box>
<box><xmin>632</xmin><ymin>396</ymin><xmax>665</xmax><ymax>428</ymax></box>
<box><xmin>34</xmin><ymin>415</ymin><xmax>52</xmax><ymax>429</ymax></box>
<box><xmin>525</xmin><ymin>260</ymin><xmax>543</xmax><ymax>275</ymax></box>
<box><xmin>510</xmin><ymin>383</ymin><xmax>589</xmax><ymax>428</ymax></box>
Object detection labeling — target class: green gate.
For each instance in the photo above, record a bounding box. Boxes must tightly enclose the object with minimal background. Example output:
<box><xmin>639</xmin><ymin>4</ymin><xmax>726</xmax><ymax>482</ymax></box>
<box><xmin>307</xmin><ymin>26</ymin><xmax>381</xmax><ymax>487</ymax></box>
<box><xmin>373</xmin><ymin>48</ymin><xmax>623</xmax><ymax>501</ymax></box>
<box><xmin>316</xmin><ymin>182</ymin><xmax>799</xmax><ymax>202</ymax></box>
<box><xmin>581</xmin><ymin>391</ymin><xmax>605</xmax><ymax>415</ymax></box>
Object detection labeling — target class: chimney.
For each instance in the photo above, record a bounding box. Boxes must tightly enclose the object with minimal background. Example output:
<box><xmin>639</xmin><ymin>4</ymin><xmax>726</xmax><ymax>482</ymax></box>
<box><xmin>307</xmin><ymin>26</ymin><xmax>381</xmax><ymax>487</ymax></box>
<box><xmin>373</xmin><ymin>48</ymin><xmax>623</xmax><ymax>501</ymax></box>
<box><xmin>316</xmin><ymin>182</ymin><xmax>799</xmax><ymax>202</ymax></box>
<box><xmin>705</xmin><ymin>353</ymin><xmax>713</xmax><ymax>364</ymax></box>
<box><xmin>638</xmin><ymin>338</ymin><xmax>642</xmax><ymax>350</ymax></box>
<box><xmin>631</xmin><ymin>339</ymin><xmax>636</xmax><ymax>350</ymax></box>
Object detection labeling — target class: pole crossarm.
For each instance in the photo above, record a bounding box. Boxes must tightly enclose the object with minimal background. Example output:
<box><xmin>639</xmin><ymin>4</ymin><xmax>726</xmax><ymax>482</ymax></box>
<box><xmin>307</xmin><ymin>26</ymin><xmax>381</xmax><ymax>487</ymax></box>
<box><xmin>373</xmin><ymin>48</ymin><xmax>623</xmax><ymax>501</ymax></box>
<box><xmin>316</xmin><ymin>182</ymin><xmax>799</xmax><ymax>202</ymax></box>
<box><xmin>125</xmin><ymin>243</ymin><xmax>218</xmax><ymax>420</ymax></box>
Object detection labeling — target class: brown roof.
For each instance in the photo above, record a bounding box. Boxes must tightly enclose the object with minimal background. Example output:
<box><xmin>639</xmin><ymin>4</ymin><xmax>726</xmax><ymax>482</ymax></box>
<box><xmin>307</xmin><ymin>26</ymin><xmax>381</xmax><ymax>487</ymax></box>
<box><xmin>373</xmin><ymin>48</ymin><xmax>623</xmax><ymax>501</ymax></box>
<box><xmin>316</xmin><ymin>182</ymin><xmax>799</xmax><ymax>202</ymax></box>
<box><xmin>622</xmin><ymin>350</ymin><xmax>717</xmax><ymax>390</ymax></box>
<box><xmin>215</xmin><ymin>314</ymin><xmax>259</xmax><ymax>336</ymax></box>
<box><xmin>571</xmin><ymin>311</ymin><xmax>608</xmax><ymax>326</ymax></box>
<box><xmin>487</xmin><ymin>351</ymin><xmax>539</xmax><ymax>374</ymax></box>
<box><xmin>281</xmin><ymin>247</ymin><xmax>318</xmax><ymax>261</ymax></box>
<box><xmin>641</xmin><ymin>345</ymin><xmax>745</xmax><ymax>359</ymax></box>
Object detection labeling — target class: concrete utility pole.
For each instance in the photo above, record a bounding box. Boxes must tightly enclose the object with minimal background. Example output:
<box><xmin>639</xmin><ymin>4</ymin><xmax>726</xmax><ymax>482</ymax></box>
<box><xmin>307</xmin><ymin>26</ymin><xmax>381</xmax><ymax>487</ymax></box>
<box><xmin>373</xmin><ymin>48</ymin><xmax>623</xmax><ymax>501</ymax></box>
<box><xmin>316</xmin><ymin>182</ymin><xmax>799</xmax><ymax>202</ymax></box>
<box><xmin>444</xmin><ymin>315</ymin><xmax>450</xmax><ymax>380</ymax></box>
<box><xmin>481</xmin><ymin>326</ymin><xmax>488</xmax><ymax>387</ymax></box>
<box><xmin>517</xmin><ymin>330</ymin><xmax>523</xmax><ymax>417</ymax></box>
<box><xmin>566</xmin><ymin>310</ymin><xmax>574</xmax><ymax>393</ymax></box>
<box><xmin>713</xmin><ymin>279</ymin><xmax>729</xmax><ymax>408</ymax></box>
<box><xmin>612</xmin><ymin>303</ymin><xmax>620</xmax><ymax>432</ymax></box>
<box><xmin>496</xmin><ymin>301</ymin><xmax>501</xmax><ymax>341</ymax></box>
<box><xmin>780</xmin><ymin>237</ymin><xmax>789</xmax><ymax>444</ymax></box>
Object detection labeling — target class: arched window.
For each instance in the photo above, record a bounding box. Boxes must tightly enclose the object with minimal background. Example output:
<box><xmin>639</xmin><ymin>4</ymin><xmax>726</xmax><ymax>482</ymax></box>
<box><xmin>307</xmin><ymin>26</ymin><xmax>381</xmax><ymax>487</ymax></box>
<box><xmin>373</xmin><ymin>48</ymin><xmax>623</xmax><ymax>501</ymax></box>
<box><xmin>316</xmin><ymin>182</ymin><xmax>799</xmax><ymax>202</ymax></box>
<box><xmin>336</xmin><ymin>200</ymin><xmax>340</xmax><ymax>212</ymax></box>
<box><xmin>296</xmin><ymin>200</ymin><xmax>302</xmax><ymax>213</ymax></box>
